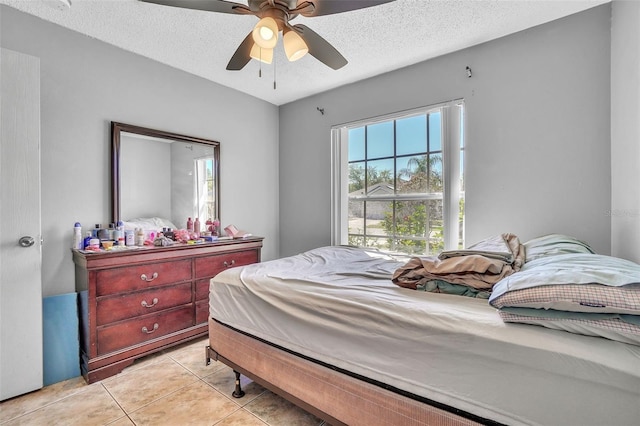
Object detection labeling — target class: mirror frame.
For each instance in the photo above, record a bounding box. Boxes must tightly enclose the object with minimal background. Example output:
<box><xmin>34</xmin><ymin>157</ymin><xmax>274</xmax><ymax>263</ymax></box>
<box><xmin>111</xmin><ymin>121</ymin><xmax>220</xmax><ymax>225</ymax></box>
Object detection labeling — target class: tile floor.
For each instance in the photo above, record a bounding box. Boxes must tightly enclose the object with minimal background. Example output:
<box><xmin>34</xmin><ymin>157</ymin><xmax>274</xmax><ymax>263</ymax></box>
<box><xmin>0</xmin><ymin>337</ymin><xmax>326</xmax><ymax>426</ymax></box>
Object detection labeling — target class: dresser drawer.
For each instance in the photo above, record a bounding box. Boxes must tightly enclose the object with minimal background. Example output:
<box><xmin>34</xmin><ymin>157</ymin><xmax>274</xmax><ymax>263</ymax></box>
<box><xmin>96</xmin><ymin>260</ymin><xmax>191</xmax><ymax>296</ymax></box>
<box><xmin>96</xmin><ymin>283</ymin><xmax>192</xmax><ymax>326</ymax></box>
<box><xmin>97</xmin><ymin>306</ymin><xmax>193</xmax><ymax>355</ymax></box>
<box><xmin>195</xmin><ymin>250</ymin><xmax>258</xmax><ymax>279</ymax></box>
<box><xmin>195</xmin><ymin>278</ymin><xmax>210</xmax><ymax>301</ymax></box>
<box><xmin>195</xmin><ymin>300</ymin><xmax>209</xmax><ymax>325</ymax></box>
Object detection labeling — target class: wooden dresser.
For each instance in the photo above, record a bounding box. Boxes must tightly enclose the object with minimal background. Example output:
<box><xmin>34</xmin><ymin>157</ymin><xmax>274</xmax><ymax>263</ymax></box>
<box><xmin>72</xmin><ymin>237</ymin><xmax>263</xmax><ymax>383</ymax></box>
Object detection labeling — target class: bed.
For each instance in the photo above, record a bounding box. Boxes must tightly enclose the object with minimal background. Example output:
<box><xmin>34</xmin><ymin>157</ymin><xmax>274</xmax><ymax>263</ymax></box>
<box><xmin>206</xmin><ymin>236</ymin><xmax>640</xmax><ymax>426</ymax></box>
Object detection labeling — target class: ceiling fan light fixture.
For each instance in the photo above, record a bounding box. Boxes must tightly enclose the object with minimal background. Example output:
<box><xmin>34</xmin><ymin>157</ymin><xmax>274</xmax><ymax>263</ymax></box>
<box><xmin>283</xmin><ymin>29</ymin><xmax>308</xmax><ymax>62</ymax></box>
<box><xmin>252</xmin><ymin>17</ymin><xmax>279</xmax><ymax>49</ymax></box>
<box><xmin>250</xmin><ymin>44</ymin><xmax>273</xmax><ymax>64</ymax></box>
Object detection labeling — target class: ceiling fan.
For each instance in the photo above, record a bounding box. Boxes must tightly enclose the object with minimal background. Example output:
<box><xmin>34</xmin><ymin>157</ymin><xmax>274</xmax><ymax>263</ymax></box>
<box><xmin>139</xmin><ymin>0</ymin><xmax>396</xmax><ymax>71</ymax></box>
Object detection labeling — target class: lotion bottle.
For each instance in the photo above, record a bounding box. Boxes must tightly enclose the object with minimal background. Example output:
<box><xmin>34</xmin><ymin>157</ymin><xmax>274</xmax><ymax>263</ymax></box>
<box><xmin>115</xmin><ymin>221</ymin><xmax>124</xmax><ymax>245</ymax></box>
<box><xmin>135</xmin><ymin>228</ymin><xmax>145</xmax><ymax>246</ymax></box>
<box><xmin>73</xmin><ymin>222</ymin><xmax>82</xmax><ymax>249</ymax></box>
<box><xmin>187</xmin><ymin>217</ymin><xmax>193</xmax><ymax>232</ymax></box>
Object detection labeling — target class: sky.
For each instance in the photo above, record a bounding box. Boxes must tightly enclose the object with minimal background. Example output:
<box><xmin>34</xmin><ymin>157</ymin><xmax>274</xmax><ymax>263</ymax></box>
<box><xmin>348</xmin><ymin>112</ymin><xmax>444</xmax><ymax>186</ymax></box>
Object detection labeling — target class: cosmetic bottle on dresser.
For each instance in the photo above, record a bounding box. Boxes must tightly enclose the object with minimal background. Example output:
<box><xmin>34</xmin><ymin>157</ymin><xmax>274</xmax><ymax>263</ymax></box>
<box><xmin>73</xmin><ymin>222</ymin><xmax>82</xmax><ymax>249</ymax></box>
<box><xmin>107</xmin><ymin>223</ymin><xmax>116</xmax><ymax>240</ymax></box>
<box><xmin>135</xmin><ymin>228</ymin><xmax>145</xmax><ymax>246</ymax></box>
<box><xmin>125</xmin><ymin>230</ymin><xmax>135</xmax><ymax>246</ymax></box>
<box><xmin>194</xmin><ymin>218</ymin><xmax>201</xmax><ymax>237</ymax></box>
<box><xmin>114</xmin><ymin>221</ymin><xmax>124</xmax><ymax>245</ymax></box>
<box><xmin>83</xmin><ymin>232</ymin><xmax>92</xmax><ymax>249</ymax></box>
<box><xmin>97</xmin><ymin>226</ymin><xmax>109</xmax><ymax>241</ymax></box>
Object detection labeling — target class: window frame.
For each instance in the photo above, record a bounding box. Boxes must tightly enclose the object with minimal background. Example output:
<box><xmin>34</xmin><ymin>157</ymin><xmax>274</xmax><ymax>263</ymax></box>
<box><xmin>331</xmin><ymin>100</ymin><xmax>465</xmax><ymax>254</ymax></box>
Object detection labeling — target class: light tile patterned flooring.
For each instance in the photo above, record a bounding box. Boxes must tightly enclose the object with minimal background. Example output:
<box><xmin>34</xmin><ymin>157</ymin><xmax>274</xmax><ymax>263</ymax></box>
<box><xmin>0</xmin><ymin>337</ymin><xmax>326</xmax><ymax>426</ymax></box>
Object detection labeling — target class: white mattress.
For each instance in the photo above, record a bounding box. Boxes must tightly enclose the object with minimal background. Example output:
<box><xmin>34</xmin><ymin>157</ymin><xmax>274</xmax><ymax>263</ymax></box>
<box><xmin>209</xmin><ymin>246</ymin><xmax>640</xmax><ymax>426</ymax></box>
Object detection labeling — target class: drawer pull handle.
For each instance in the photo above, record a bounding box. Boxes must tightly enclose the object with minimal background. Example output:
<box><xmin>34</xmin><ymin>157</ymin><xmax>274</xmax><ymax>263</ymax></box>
<box><xmin>142</xmin><ymin>323</ymin><xmax>159</xmax><ymax>334</ymax></box>
<box><xmin>141</xmin><ymin>298</ymin><xmax>159</xmax><ymax>308</ymax></box>
<box><xmin>140</xmin><ymin>272</ymin><xmax>158</xmax><ymax>282</ymax></box>
<box><xmin>223</xmin><ymin>260</ymin><xmax>236</xmax><ymax>268</ymax></box>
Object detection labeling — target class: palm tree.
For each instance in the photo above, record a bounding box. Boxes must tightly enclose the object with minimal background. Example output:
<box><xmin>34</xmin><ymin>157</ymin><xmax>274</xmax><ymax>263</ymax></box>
<box><xmin>397</xmin><ymin>154</ymin><xmax>442</xmax><ymax>193</ymax></box>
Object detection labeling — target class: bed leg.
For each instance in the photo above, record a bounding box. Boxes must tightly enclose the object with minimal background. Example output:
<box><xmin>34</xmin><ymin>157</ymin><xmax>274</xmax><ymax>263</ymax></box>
<box><xmin>232</xmin><ymin>370</ymin><xmax>245</xmax><ymax>398</ymax></box>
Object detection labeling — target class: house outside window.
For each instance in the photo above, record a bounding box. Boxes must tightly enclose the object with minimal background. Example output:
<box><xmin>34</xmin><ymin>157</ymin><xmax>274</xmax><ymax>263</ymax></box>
<box><xmin>331</xmin><ymin>101</ymin><xmax>465</xmax><ymax>255</ymax></box>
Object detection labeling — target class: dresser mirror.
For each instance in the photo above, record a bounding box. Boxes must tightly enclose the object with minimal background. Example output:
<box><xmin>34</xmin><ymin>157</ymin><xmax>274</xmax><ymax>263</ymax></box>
<box><xmin>111</xmin><ymin>122</ymin><xmax>220</xmax><ymax>229</ymax></box>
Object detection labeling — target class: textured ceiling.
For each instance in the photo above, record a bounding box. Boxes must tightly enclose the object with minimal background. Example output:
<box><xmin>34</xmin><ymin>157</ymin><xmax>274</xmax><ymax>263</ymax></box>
<box><xmin>1</xmin><ymin>0</ymin><xmax>609</xmax><ymax>105</ymax></box>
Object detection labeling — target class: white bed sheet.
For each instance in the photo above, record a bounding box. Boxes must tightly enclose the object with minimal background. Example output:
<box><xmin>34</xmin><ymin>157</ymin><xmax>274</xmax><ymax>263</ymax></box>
<box><xmin>209</xmin><ymin>246</ymin><xmax>640</xmax><ymax>426</ymax></box>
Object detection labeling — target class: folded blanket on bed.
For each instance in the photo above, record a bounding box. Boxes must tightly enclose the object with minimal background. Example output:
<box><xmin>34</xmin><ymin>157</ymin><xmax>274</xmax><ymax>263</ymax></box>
<box><xmin>392</xmin><ymin>233</ymin><xmax>524</xmax><ymax>291</ymax></box>
<box><xmin>438</xmin><ymin>233</ymin><xmax>524</xmax><ymax>268</ymax></box>
<box><xmin>498</xmin><ymin>307</ymin><xmax>640</xmax><ymax>346</ymax></box>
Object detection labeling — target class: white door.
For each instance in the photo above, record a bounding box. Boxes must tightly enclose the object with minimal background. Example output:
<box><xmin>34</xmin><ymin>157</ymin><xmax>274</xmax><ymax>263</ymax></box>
<box><xmin>0</xmin><ymin>48</ymin><xmax>43</xmax><ymax>401</ymax></box>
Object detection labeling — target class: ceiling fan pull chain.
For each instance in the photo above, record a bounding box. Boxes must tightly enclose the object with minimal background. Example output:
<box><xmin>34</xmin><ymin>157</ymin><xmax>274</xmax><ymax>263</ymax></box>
<box><xmin>274</xmin><ymin>53</ymin><xmax>277</xmax><ymax>90</ymax></box>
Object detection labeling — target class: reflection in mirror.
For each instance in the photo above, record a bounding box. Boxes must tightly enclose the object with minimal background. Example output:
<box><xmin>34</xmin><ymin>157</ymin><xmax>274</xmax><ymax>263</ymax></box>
<box><xmin>112</xmin><ymin>122</ymin><xmax>220</xmax><ymax>230</ymax></box>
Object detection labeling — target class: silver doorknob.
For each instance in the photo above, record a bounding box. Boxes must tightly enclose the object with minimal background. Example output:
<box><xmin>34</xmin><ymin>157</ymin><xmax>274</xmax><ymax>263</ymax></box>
<box><xmin>18</xmin><ymin>236</ymin><xmax>35</xmax><ymax>247</ymax></box>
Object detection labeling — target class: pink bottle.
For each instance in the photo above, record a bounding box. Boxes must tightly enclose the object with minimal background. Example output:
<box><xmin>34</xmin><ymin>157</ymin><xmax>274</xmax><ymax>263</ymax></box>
<box><xmin>187</xmin><ymin>217</ymin><xmax>193</xmax><ymax>232</ymax></box>
<box><xmin>194</xmin><ymin>218</ymin><xmax>201</xmax><ymax>237</ymax></box>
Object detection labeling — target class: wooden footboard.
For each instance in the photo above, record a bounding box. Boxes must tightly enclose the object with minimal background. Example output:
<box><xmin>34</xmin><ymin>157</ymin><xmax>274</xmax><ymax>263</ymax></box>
<box><xmin>207</xmin><ymin>318</ymin><xmax>484</xmax><ymax>426</ymax></box>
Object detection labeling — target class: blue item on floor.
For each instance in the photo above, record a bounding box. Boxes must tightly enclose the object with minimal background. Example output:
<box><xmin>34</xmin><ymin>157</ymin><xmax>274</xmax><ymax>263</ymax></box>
<box><xmin>43</xmin><ymin>293</ymin><xmax>80</xmax><ymax>385</ymax></box>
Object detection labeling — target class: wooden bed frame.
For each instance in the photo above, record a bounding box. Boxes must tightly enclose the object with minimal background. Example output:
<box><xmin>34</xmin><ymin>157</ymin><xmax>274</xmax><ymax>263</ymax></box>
<box><xmin>206</xmin><ymin>318</ymin><xmax>491</xmax><ymax>426</ymax></box>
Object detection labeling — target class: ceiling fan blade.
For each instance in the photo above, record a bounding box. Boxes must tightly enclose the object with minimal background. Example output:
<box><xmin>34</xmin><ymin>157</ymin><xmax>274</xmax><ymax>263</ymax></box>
<box><xmin>293</xmin><ymin>24</ymin><xmax>347</xmax><ymax>70</ymax></box>
<box><xmin>226</xmin><ymin>31</ymin><xmax>254</xmax><ymax>70</ymax></box>
<box><xmin>298</xmin><ymin>0</ymin><xmax>396</xmax><ymax>17</ymax></box>
<box><xmin>138</xmin><ymin>0</ymin><xmax>251</xmax><ymax>14</ymax></box>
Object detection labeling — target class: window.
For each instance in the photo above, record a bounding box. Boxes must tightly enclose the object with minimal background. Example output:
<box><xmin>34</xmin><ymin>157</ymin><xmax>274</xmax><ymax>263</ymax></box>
<box><xmin>194</xmin><ymin>156</ymin><xmax>216</xmax><ymax>221</ymax></box>
<box><xmin>331</xmin><ymin>101</ymin><xmax>465</xmax><ymax>255</ymax></box>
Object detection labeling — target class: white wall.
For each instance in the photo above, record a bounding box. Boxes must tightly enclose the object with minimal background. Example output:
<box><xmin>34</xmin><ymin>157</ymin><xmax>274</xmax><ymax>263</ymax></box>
<box><xmin>611</xmin><ymin>0</ymin><xmax>640</xmax><ymax>263</ymax></box>
<box><xmin>279</xmin><ymin>4</ymin><xmax>612</xmax><ymax>257</ymax></box>
<box><xmin>0</xmin><ymin>6</ymin><xmax>280</xmax><ymax>297</ymax></box>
